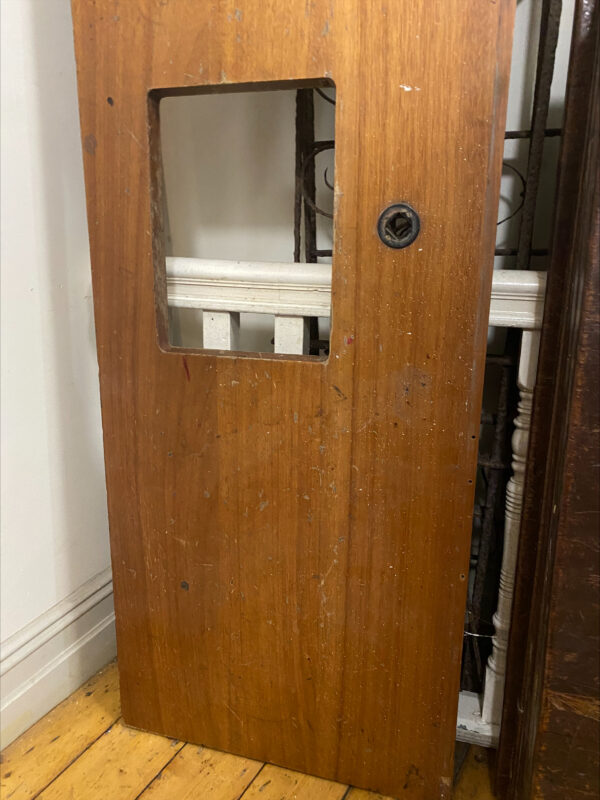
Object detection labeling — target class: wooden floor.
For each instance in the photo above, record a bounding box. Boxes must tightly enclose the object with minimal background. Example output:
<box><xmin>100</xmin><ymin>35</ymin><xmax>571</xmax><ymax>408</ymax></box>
<box><xmin>1</xmin><ymin>661</ymin><xmax>495</xmax><ymax>799</ymax></box>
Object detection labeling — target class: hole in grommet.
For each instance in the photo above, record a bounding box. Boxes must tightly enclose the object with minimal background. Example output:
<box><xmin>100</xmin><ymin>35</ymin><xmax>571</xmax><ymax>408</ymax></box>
<box><xmin>377</xmin><ymin>203</ymin><xmax>420</xmax><ymax>249</ymax></box>
<box><xmin>385</xmin><ymin>214</ymin><xmax>411</xmax><ymax>241</ymax></box>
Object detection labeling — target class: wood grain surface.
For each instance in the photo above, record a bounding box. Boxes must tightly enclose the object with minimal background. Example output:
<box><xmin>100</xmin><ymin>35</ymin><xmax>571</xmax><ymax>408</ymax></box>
<box><xmin>496</xmin><ymin>2</ymin><xmax>599</xmax><ymax>797</ymax></box>
<box><xmin>70</xmin><ymin>2</ymin><xmax>515</xmax><ymax>796</ymax></box>
<box><xmin>528</xmin><ymin>74</ymin><xmax>599</xmax><ymax>795</ymax></box>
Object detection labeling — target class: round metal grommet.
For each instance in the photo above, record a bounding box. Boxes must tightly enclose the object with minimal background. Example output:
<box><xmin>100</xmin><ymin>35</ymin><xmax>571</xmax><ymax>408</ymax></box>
<box><xmin>377</xmin><ymin>203</ymin><xmax>420</xmax><ymax>249</ymax></box>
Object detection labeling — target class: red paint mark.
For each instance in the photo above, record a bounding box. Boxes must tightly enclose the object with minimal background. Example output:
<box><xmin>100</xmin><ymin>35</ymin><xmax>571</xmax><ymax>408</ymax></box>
<box><xmin>344</xmin><ymin>335</ymin><xmax>354</xmax><ymax>345</ymax></box>
<box><xmin>182</xmin><ymin>356</ymin><xmax>191</xmax><ymax>382</ymax></box>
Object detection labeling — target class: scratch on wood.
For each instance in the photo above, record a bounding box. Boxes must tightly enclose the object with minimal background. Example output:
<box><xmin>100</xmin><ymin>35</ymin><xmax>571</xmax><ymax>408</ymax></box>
<box><xmin>83</xmin><ymin>134</ymin><xmax>97</xmax><ymax>155</ymax></box>
<box><xmin>547</xmin><ymin>690</ymin><xmax>600</xmax><ymax>721</ymax></box>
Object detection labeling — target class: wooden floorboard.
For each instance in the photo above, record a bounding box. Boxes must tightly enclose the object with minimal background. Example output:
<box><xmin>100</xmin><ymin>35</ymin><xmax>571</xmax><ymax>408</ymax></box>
<box><xmin>37</xmin><ymin>722</ymin><xmax>183</xmax><ymax>800</ymax></box>
<box><xmin>0</xmin><ymin>661</ymin><xmax>496</xmax><ymax>799</ymax></box>
<box><xmin>241</xmin><ymin>763</ymin><xmax>348</xmax><ymax>800</ymax></box>
<box><xmin>0</xmin><ymin>661</ymin><xmax>120</xmax><ymax>800</ymax></box>
<box><xmin>137</xmin><ymin>744</ymin><xmax>263</xmax><ymax>799</ymax></box>
<box><xmin>453</xmin><ymin>747</ymin><xmax>498</xmax><ymax>800</ymax></box>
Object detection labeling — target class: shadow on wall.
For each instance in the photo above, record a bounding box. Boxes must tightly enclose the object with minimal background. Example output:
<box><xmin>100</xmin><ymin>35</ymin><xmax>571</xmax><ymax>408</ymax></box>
<box><xmin>28</xmin><ymin>0</ymin><xmax>110</xmax><ymax>602</ymax></box>
<box><xmin>161</xmin><ymin>91</ymin><xmax>298</xmax><ymax>261</ymax></box>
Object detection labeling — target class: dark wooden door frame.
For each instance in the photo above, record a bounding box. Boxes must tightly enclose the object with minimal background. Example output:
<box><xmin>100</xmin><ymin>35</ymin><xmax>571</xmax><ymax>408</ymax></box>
<box><xmin>496</xmin><ymin>0</ymin><xmax>599</xmax><ymax>796</ymax></box>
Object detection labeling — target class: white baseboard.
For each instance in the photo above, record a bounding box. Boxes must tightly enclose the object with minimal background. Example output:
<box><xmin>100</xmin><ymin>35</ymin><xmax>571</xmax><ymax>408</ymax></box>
<box><xmin>0</xmin><ymin>567</ymin><xmax>117</xmax><ymax>749</ymax></box>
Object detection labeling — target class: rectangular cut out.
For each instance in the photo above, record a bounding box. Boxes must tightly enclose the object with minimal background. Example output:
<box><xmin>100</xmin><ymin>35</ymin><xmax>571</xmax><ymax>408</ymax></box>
<box><xmin>71</xmin><ymin>2</ymin><xmax>515</xmax><ymax>797</ymax></box>
<box><xmin>158</xmin><ymin>84</ymin><xmax>335</xmax><ymax>357</ymax></box>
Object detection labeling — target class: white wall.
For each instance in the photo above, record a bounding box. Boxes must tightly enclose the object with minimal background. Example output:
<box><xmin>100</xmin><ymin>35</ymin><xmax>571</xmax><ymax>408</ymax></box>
<box><xmin>0</xmin><ymin>0</ymin><xmax>575</xmax><ymax>748</ymax></box>
<box><xmin>0</xmin><ymin>0</ymin><xmax>114</xmax><ymax>746</ymax></box>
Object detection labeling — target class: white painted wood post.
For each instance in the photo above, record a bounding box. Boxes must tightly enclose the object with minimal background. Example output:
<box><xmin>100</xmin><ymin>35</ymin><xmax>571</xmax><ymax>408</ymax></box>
<box><xmin>481</xmin><ymin>329</ymin><xmax>541</xmax><ymax>726</ymax></box>
<box><xmin>274</xmin><ymin>316</ymin><xmax>310</xmax><ymax>355</ymax></box>
<box><xmin>203</xmin><ymin>310</ymin><xmax>240</xmax><ymax>351</ymax></box>
<box><xmin>165</xmin><ymin>261</ymin><xmax>545</xmax><ymax>332</ymax></box>
<box><xmin>166</xmin><ymin>258</ymin><xmax>332</xmax><ymax>318</ymax></box>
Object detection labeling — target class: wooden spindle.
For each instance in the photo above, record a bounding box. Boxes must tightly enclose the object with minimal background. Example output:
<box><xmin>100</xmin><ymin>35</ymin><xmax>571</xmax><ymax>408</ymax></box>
<box><xmin>274</xmin><ymin>316</ymin><xmax>310</xmax><ymax>355</ymax></box>
<box><xmin>203</xmin><ymin>311</ymin><xmax>240</xmax><ymax>351</ymax></box>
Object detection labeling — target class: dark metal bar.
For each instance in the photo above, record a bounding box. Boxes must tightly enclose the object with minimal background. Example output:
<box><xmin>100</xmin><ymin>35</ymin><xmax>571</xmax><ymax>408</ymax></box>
<box><xmin>300</xmin><ymin>141</ymin><xmax>335</xmax><ymax>226</ymax></box>
<box><xmin>293</xmin><ymin>95</ymin><xmax>302</xmax><ymax>263</ymax></box>
<box><xmin>301</xmin><ymin>93</ymin><xmax>318</xmax><ymax>264</ymax></box>
<box><xmin>495</xmin><ymin>247</ymin><xmax>549</xmax><ymax>257</ymax></box>
<box><xmin>294</xmin><ymin>90</ymin><xmax>317</xmax><ymax>263</ymax></box>
<box><xmin>516</xmin><ymin>0</ymin><xmax>563</xmax><ymax>269</ymax></box>
<box><xmin>294</xmin><ymin>90</ymin><xmax>323</xmax><ymax>353</ymax></box>
<box><xmin>504</xmin><ymin>127</ymin><xmax>562</xmax><ymax>139</ymax></box>
<box><xmin>461</xmin><ymin>339</ymin><xmax>519</xmax><ymax>692</ymax></box>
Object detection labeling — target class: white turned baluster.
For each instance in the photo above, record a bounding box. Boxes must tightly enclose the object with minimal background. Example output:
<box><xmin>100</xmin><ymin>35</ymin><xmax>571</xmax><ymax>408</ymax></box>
<box><xmin>274</xmin><ymin>315</ymin><xmax>310</xmax><ymax>355</ymax></box>
<box><xmin>203</xmin><ymin>310</ymin><xmax>240</xmax><ymax>351</ymax></box>
<box><xmin>481</xmin><ymin>329</ymin><xmax>541</xmax><ymax>726</ymax></box>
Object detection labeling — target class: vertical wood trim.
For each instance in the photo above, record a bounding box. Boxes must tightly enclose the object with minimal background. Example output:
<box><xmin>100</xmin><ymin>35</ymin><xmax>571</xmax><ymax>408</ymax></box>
<box><xmin>496</xmin><ymin>1</ymin><xmax>599</xmax><ymax>794</ymax></box>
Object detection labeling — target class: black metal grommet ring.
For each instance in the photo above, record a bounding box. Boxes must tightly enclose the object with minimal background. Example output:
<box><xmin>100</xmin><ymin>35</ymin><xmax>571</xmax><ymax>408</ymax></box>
<box><xmin>377</xmin><ymin>203</ymin><xmax>421</xmax><ymax>249</ymax></box>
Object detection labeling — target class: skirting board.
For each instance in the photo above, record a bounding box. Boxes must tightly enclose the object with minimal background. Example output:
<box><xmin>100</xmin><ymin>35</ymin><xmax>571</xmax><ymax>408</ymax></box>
<box><xmin>0</xmin><ymin>567</ymin><xmax>117</xmax><ymax>749</ymax></box>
